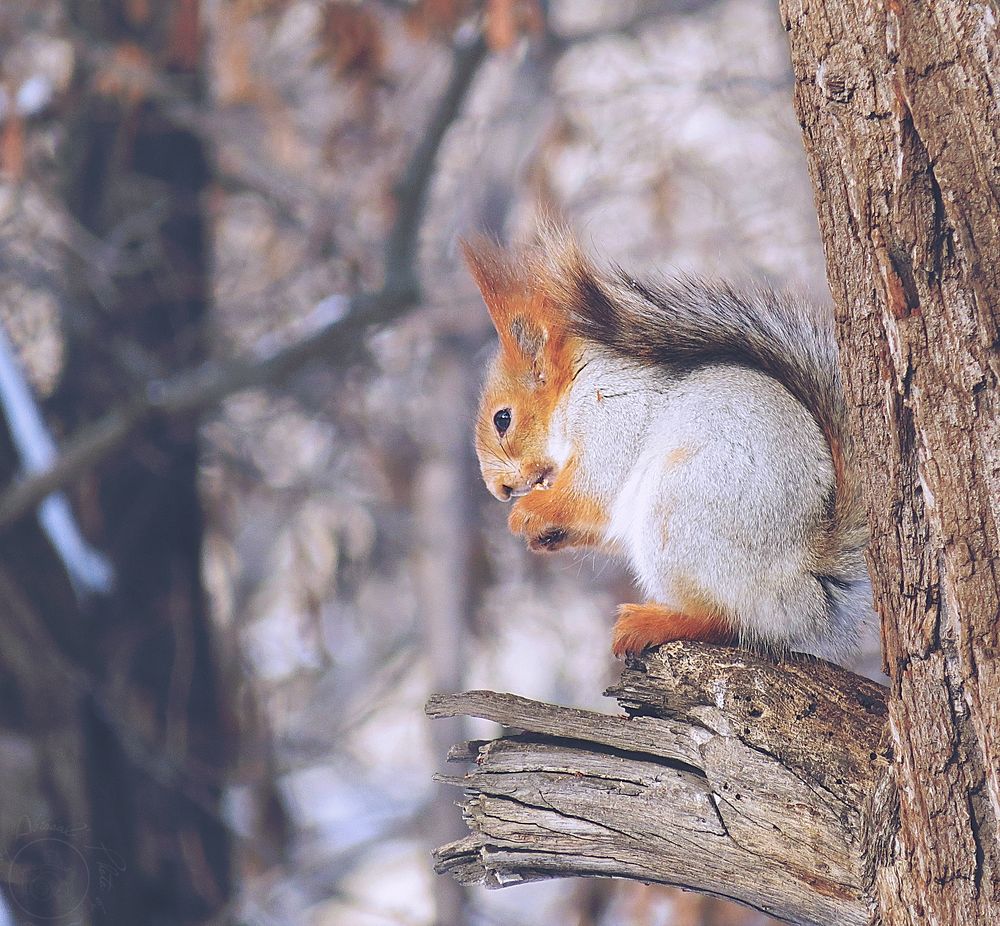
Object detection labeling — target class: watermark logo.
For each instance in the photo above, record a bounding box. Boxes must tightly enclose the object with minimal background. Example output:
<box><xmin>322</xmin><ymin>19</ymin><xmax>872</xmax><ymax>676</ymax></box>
<box><xmin>3</xmin><ymin>820</ymin><xmax>125</xmax><ymax>922</ymax></box>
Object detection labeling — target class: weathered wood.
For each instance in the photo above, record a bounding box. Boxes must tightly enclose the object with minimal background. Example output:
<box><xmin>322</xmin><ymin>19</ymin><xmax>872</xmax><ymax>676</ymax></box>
<box><xmin>429</xmin><ymin>642</ymin><xmax>889</xmax><ymax>926</ymax></box>
<box><xmin>779</xmin><ymin>2</ymin><xmax>1000</xmax><ymax>923</ymax></box>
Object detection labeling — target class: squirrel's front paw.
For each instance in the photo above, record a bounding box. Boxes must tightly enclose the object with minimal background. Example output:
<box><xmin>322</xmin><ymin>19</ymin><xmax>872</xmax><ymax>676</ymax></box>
<box><xmin>508</xmin><ymin>503</ymin><xmax>571</xmax><ymax>552</ymax></box>
<box><xmin>507</xmin><ymin>501</ymin><xmax>540</xmax><ymax>536</ymax></box>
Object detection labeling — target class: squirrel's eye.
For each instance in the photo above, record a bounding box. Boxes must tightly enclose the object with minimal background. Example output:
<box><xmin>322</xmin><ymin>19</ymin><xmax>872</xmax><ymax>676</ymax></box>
<box><xmin>493</xmin><ymin>408</ymin><xmax>512</xmax><ymax>436</ymax></box>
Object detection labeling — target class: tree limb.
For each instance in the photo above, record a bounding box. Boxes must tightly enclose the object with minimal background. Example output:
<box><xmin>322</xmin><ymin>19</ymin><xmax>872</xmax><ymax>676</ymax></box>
<box><xmin>0</xmin><ymin>32</ymin><xmax>488</xmax><ymax>531</ymax></box>
<box><xmin>428</xmin><ymin>642</ymin><xmax>891</xmax><ymax>926</ymax></box>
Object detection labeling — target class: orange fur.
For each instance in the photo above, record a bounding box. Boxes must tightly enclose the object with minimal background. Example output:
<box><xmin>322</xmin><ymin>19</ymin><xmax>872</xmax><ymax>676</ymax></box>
<box><xmin>664</xmin><ymin>446</ymin><xmax>694</xmax><ymax>467</ymax></box>
<box><xmin>466</xmin><ymin>238</ymin><xmax>584</xmax><ymax>504</ymax></box>
<box><xmin>507</xmin><ymin>457</ymin><xmax>607</xmax><ymax>552</ymax></box>
<box><xmin>611</xmin><ymin>602</ymin><xmax>735</xmax><ymax>658</ymax></box>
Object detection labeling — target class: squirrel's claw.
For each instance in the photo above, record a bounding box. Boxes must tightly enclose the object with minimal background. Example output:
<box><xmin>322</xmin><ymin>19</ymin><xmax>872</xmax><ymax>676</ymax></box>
<box><xmin>527</xmin><ymin>528</ymin><xmax>569</xmax><ymax>552</ymax></box>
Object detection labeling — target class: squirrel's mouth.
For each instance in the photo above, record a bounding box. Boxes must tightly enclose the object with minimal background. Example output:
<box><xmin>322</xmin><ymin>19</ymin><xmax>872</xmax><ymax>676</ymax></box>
<box><xmin>504</xmin><ymin>467</ymin><xmax>554</xmax><ymax>499</ymax></box>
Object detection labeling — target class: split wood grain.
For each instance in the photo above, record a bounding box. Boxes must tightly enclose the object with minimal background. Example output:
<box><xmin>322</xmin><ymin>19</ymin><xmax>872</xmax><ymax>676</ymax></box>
<box><xmin>429</xmin><ymin>642</ymin><xmax>889</xmax><ymax>926</ymax></box>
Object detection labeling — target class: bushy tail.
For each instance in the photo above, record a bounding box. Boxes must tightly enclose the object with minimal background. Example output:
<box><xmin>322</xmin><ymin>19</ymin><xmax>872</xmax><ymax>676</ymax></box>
<box><xmin>532</xmin><ymin>227</ymin><xmax>867</xmax><ymax>583</ymax></box>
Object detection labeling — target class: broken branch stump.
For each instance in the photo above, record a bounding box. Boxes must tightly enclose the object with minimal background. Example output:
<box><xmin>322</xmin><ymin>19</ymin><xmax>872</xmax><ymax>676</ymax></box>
<box><xmin>427</xmin><ymin>642</ymin><xmax>891</xmax><ymax>926</ymax></box>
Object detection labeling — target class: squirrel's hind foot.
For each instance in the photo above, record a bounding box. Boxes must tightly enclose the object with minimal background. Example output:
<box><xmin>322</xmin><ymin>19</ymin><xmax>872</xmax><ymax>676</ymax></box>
<box><xmin>611</xmin><ymin>602</ymin><xmax>736</xmax><ymax>658</ymax></box>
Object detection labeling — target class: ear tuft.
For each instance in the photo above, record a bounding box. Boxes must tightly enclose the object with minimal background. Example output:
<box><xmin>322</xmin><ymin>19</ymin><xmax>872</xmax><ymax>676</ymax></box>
<box><xmin>462</xmin><ymin>230</ymin><xmax>572</xmax><ymax>371</ymax></box>
<box><xmin>461</xmin><ymin>236</ymin><xmax>520</xmax><ymax>304</ymax></box>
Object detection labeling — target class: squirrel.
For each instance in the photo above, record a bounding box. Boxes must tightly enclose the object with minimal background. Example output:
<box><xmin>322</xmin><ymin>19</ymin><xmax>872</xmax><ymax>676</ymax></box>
<box><xmin>466</xmin><ymin>225</ymin><xmax>874</xmax><ymax>661</ymax></box>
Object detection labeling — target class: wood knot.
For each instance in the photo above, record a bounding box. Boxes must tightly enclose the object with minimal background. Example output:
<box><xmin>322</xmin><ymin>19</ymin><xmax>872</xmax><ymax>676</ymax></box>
<box><xmin>818</xmin><ymin>65</ymin><xmax>853</xmax><ymax>103</ymax></box>
<box><xmin>815</xmin><ymin>46</ymin><xmax>869</xmax><ymax>107</ymax></box>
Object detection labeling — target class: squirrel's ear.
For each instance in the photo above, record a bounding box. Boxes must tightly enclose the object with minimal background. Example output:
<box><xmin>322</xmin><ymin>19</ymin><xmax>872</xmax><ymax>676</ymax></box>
<box><xmin>462</xmin><ymin>236</ymin><xmax>556</xmax><ymax>380</ymax></box>
<box><xmin>462</xmin><ymin>237</ymin><xmax>520</xmax><ymax>330</ymax></box>
<box><xmin>510</xmin><ymin>315</ymin><xmax>549</xmax><ymax>380</ymax></box>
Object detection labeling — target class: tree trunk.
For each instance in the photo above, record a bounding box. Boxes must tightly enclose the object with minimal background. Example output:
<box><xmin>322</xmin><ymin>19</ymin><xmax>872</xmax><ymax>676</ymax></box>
<box><xmin>779</xmin><ymin>2</ymin><xmax>999</xmax><ymax>923</ymax></box>
<box><xmin>416</xmin><ymin>346</ymin><xmax>478</xmax><ymax>926</ymax></box>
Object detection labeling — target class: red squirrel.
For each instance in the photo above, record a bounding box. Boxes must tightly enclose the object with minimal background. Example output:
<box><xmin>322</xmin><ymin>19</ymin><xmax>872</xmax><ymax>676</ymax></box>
<box><xmin>467</xmin><ymin>225</ymin><xmax>873</xmax><ymax>661</ymax></box>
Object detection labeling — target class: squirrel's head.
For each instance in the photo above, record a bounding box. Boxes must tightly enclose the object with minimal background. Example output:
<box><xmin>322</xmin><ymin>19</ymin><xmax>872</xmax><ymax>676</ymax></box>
<box><xmin>464</xmin><ymin>238</ymin><xmax>578</xmax><ymax>502</ymax></box>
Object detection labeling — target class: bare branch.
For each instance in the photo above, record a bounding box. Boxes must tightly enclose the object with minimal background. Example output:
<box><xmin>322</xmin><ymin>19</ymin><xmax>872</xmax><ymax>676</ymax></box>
<box><xmin>0</xmin><ymin>322</ymin><xmax>114</xmax><ymax>592</ymax></box>
<box><xmin>429</xmin><ymin>642</ymin><xmax>891</xmax><ymax>926</ymax></box>
<box><xmin>385</xmin><ymin>29</ymin><xmax>488</xmax><ymax>281</ymax></box>
<box><xmin>0</xmin><ymin>32</ymin><xmax>488</xmax><ymax>531</ymax></box>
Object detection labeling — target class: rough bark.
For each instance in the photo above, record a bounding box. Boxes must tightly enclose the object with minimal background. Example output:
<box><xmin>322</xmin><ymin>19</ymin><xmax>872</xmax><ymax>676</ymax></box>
<box><xmin>429</xmin><ymin>642</ymin><xmax>889</xmax><ymax>926</ymax></box>
<box><xmin>779</xmin><ymin>3</ymin><xmax>999</xmax><ymax>923</ymax></box>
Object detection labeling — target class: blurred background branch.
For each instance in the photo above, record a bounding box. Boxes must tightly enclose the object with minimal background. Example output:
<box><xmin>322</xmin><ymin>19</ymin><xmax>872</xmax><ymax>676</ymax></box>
<box><xmin>0</xmin><ymin>29</ymin><xmax>487</xmax><ymax>531</ymax></box>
